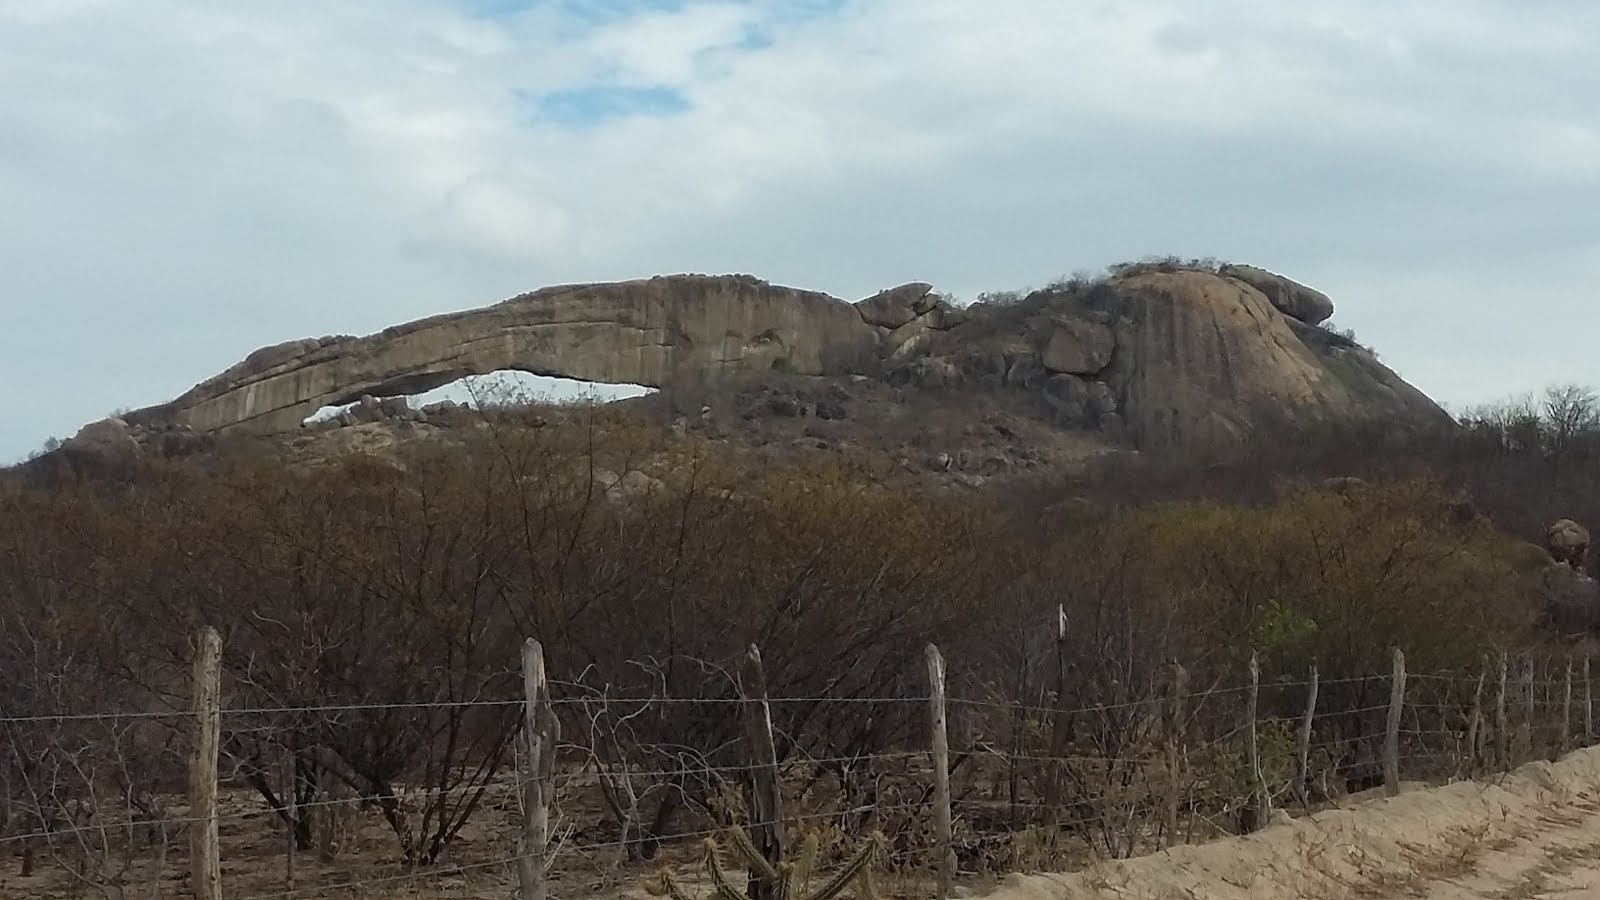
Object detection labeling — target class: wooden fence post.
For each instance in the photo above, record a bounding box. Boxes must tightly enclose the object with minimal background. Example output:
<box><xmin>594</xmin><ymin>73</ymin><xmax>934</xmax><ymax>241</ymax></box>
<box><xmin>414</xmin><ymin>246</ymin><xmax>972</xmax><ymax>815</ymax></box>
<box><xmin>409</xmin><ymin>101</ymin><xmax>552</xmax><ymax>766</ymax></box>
<box><xmin>1162</xmin><ymin>661</ymin><xmax>1188</xmax><ymax>848</ymax></box>
<box><xmin>189</xmin><ymin>627</ymin><xmax>223</xmax><ymax>900</ymax></box>
<box><xmin>283</xmin><ymin>752</ymin><xmax>296</xmax><ymax>893</ymax></box>
<box><xmin>319</xmin><ymin>780</ymin><xmax>344</xmax><ymax>863</ymax></box>
<box><xmin>518</xmin><ymin>638</ymin><xmax>558</xmax><ymax>900</ymax></box>
<box><xmin>1384</xmin><ymin>647</ymin><xmax>1405</xmax><ymax>797</ymax></box>
<box><xmin>1517</xmin><ymin>655</ymin><xmax>1534</xmax><ymax>764</ymax></box>
<box><xmin>738</xmin><ymin>645</ymin><xmax>786</xmax><ymax>900</ymax></box>
<box><xmin>1043</xmin><ymin>605</ymin><xmax>1071</xmax><ymax>828</ymax></box>
<box><xmin>1562</xmin><ymin>658</ymin><xmax>1574</xmax><ymax>758</ymax></box>
<box><xmin>1495</xmin><ymin>652</ymin><xmax>1509</xmax><ymax>769</ymax></box>
<box><xmin>926</xmin><ymin>644</ymin><xmax>954</xmax><ymax>900</ymax></box>
<box><xmin>1294</xmin><ymin>662</ymin><xmax>1318</xmax><ymax>810</ymax></box>
<box><xmin>1245</xmin><ymin>652</ymin><xmax>1269</xmax><ymax>831</ymax></box>
<box><xmin>1465</xmin><ymin>655</ymin><xmax>1486</xmax><ymax>777</ymax></box>
<box><xmin>1586</xmin><ymin>654</ymin><xmax>1594</xmax><ymax>743</ymax></box>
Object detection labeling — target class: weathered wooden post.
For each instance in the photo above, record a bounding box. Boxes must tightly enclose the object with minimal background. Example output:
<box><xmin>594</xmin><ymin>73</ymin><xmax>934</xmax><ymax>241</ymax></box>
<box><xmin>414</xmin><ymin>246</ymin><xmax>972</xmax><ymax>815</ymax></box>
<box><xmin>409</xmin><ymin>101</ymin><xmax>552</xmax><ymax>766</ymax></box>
<box><xmin>1245</xmin><ymin>652</ymin><xmax>1269</xmax><ymax>830</ymax></box>
<box><xmin>1384</xmin><ymin>647</ymin><xmax>1405</xmax><ymax>797</ymax></box>
<box><xmin>1465</xmin><ymin>655</ymin><xmax>1486</xmax><ymax>777</ymax></box>
<box><xmin>1586</xmin><ymin>654</ymin><xmax>1594</xmax><ymax>743</ymax></box>
<box><xmin>518</xmin><ymin>638</ymin><xmax>559</xmax><ymax>900</ymax></box>
<box><xmin>1043</xmin><ymin>605</ymin><xmax>1071</xmax><ymax>826</ymax></box>
<box><xmin>927</xmin><ymin>644</ymin><xmax>954</xmax><ymax>900</ymax></box>
<box><xmin>1562</xmin><ymin>657</ymin><xmax>1574</xmax><ymax>758</ymax></box>
<box><xmin>1495</xmin><ymin>651</ymin><xmax>1510</xmax><ymax>769</ymax></box>
<box><xmin>1294</xmin><ymin>662</ymin><xmax>1318</xmax><ymax>810</ymax></box>
<box><xmin>189</xmin><ymin>627</ymin><xmax>223</xmax><ymax>900</ymax></box>
<box><xmin>1162</xmin><ymin>661</ymin><xmax>1189</xmax><ymax>847</ymax></box>
<box><xmin>283</xmin><ymin>753</ymin><xmax>296</xmax><ymax>893</ymax></box>
<box><xmin>738</xmin><ymin>645</ymin><xmax>786</xmax><ymax>900</ymax></box>
<box><xmin>319</xmin><ymin>780</ymin><xmax>344</xmax><ymax>863</ymax></box>
<box><xmin>1517</xmin><ymin>655</ymin><xmax>1535</xmax><ymax>763</ymax></box>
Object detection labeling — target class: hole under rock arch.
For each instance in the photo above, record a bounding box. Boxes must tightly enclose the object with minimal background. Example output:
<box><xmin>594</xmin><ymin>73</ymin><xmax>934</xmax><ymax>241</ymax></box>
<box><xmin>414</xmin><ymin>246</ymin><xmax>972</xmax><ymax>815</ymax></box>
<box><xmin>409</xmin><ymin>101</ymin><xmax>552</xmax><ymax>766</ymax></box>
<box><xmin>303</xmin><ymin>371</ymin><xmax>656</xmax><ymax>424</ymax></box>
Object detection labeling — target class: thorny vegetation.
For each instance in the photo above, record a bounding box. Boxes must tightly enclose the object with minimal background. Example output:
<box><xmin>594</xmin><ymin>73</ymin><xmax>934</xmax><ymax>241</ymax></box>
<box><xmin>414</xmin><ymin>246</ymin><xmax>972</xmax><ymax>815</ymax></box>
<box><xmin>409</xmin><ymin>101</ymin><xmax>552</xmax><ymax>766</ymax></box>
<box><xmin>2</xmin><ymin>381</ymin><xmax>1599</xmax><ymax>896</ymax></box>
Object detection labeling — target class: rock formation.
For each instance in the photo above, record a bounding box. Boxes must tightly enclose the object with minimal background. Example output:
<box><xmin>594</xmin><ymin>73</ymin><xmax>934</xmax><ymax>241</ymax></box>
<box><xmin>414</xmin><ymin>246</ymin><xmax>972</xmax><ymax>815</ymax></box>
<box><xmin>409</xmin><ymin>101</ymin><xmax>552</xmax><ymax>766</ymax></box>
<box><xmin>1548</xmin><ymin>518</ymin><xmax>1590</xmax><ymax>570</ymax></box>
<box><xmin>129</xmin><ymin>275</ymin><xmax>887</xmax><ymax>436</ymax></box>
<box><xmin>119</xmin><ymin>264</ymin><xmax>1452</xmax><ymax>451</ymax></box>
<box><xmin>63</xmin><ymin>417</ymin><xmax>141</xmax><ymax>460</ymax></box>
<box><xmin>1217</xmin><ymin>263</ymin><xmax>1335</xmax><ymax>326</ymax></box>
<box><xmin>909</xmin><ymin>267</ymin><xmax>1449</xmax><ymax>447</ymax></box>
<box><xmin>1543</xmin><ymin>518</ymin><xmax>1599</xmax><ymax>633</ymax></box>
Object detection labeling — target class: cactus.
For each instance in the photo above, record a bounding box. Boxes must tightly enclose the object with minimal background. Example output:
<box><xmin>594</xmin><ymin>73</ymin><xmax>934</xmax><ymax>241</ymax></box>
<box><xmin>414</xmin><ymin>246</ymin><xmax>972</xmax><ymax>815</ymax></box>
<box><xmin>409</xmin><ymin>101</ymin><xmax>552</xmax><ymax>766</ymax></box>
<box><xmin>647</xmin><ymin>827</ymin><xmax>885</xmax><ymax>900</ymax></box>
<box><xmin>791</xmin><ymin>831</ymin><xmax>818</xmax><ymax>894</ymax></box>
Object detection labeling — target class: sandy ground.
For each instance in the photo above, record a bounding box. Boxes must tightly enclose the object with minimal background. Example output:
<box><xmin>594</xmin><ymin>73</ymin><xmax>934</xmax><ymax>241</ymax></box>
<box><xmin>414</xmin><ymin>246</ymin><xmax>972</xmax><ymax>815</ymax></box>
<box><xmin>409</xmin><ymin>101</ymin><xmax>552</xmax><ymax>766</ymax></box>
<box><xmin>989</xmin><ymin>746</ymin><xmax>1600</xmax><ymax>900</ymax></box>
<box><xmin>16</xmin><ymin>749</ymin><xmax>1600</xmax><ymax>899</ymax></box>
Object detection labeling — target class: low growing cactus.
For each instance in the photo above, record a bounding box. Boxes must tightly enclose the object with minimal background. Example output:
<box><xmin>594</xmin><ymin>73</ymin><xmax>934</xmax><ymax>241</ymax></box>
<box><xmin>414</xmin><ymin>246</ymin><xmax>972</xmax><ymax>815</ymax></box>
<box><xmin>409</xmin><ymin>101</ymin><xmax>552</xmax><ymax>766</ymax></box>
<box><xmin>646</xmin><ymin>826</ymin><xmax>886</xmax><ymax>900</ymax></box>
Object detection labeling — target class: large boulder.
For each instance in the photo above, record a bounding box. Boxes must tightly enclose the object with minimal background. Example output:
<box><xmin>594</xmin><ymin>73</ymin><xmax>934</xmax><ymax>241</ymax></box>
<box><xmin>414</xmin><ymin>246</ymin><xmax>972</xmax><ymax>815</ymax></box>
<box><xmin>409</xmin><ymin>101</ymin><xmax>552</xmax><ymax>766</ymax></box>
<box><xmin>854</xmin><ymin>282</ymin><xmax>934</xmax><ymax>329</ymax></box>
<box><xmin>63</xmin><ymin>417</ymin><xmax>140</xmax><ymax>459</ymax></box>
<box><xmin>1538</xmin><ymin>519</ymin><xmax>1596</xmax><ymax>632</ymax></box>
<box><xmin>1041</xmin><ymin>318</ymin><xmax>1115</xmax><ymax>375</ymax></box>
<box><xmin>1544</xmin><ymin>562</ymin><xmax>1600</xmax><ymax>633</ymax></box>
<box><xmin>1219</xmin><ymin>264</ymin><xmax>1336</xmax><ymax>325</ymax></box>
<box><xmin>1548</xmin><ymin>518</ymin><xmax>1591</xmax><ymax>569</ymax></box>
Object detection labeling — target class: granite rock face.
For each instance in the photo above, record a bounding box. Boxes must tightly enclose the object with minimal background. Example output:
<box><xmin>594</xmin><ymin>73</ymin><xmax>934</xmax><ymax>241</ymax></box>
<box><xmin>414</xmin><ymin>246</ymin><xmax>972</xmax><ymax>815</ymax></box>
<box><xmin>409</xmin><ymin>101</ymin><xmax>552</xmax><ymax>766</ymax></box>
<box><xmin>908</xmin><ymin>268</ymin><xmax>1449</xmax><ymax>448</ymax></box>
<box><xmin>1092</xmin><ymin>270</ymin><xmax>1447</xmax><ymax>447</ymax></box>
<box><xmin>129</xmin><ymin>275</ymin><xmax>885</xmax><ymax>435</ymax></box>
<box><xmin>121</xmin><ymin>266</ymin><xmax>1451</xmax><ymax>450</ymax></box>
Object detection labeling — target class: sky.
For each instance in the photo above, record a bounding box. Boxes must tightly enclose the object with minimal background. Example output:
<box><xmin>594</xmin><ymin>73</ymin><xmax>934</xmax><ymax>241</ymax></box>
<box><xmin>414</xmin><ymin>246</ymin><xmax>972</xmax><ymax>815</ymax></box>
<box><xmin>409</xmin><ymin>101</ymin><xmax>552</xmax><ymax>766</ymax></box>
<box><xmin>1</xmin><ymin>0</ymin><xmax>1597</xmax><ymax>461</ymax></box>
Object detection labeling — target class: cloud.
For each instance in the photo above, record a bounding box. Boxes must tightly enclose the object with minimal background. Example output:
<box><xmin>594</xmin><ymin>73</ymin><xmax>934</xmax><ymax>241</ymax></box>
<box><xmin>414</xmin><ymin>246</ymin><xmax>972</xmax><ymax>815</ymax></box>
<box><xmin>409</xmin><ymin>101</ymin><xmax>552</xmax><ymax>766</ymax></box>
<box><xmin>1</xmin><ymin>0</ymin><xmax>1596</xmax><ymax>460</ymax></box>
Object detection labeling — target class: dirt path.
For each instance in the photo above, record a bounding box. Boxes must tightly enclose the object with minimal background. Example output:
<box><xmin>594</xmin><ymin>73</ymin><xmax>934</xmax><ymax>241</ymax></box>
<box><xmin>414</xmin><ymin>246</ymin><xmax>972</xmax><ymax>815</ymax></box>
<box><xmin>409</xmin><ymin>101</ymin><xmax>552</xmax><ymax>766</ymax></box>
<box><xmin>987</xmin><ymin>746</ymin><xmax>1600</xmax><ymax>900</ymax></box>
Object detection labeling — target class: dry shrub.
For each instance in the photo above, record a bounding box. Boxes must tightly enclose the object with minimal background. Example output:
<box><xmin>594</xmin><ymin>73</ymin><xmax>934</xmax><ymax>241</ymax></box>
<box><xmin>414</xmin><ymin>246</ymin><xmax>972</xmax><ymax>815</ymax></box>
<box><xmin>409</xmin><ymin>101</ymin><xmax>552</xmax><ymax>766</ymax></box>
<box><xmin>0</xmin><ymin>418</ymin><xmax>1556</xmax><ymax>878</ymax></box>
<box><xmin>1106</xmin><ymin>477</ymin><xmax>1534</xmax><ymax>679</ymax></box>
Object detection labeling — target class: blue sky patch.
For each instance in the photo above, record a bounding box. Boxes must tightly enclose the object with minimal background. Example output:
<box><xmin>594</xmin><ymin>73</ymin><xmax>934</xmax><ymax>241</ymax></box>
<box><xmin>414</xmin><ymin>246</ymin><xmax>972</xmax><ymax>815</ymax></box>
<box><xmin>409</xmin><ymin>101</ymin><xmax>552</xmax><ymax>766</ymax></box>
<box><xmin>520</xmin><ymin>84</ymin><xmax>691</xmax><ymax>128</ymax></box>
<box><xmin>457</xmin><ymin>0</ymin><xmax>537</xmax><ymax>19</ymax></box>
<box><xmin>459</xmin><ymin>0</ymin><xmax>688</xmax><ymax>22</ymax></box>
<box><xmin>737</xmin><ymin>23</ymin><xmax>775</xmax><ymax>51</ymax></box>
<box><xmin>767</xmin><ymin>0</ymin><xmax>849</xmax><ymax>24</ymax></box>
<box><xmin>460</xmin><ymin>0</ymin><xmax>847</xmax><ymax>25</ymax></box>
<box><xmin>560</xmin><ymin>0</ymin><xmax>689</xmax><ymax>25</ymax></box>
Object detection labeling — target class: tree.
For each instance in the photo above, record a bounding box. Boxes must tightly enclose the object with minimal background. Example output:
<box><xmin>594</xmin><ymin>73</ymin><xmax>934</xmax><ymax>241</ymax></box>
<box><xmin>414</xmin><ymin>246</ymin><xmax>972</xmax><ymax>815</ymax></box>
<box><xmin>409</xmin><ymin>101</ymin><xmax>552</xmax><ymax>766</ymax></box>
<box><xmin>1542</xmin><ymin>383</ymin><xmax>1600</xmax><ymax>455</ymax></box>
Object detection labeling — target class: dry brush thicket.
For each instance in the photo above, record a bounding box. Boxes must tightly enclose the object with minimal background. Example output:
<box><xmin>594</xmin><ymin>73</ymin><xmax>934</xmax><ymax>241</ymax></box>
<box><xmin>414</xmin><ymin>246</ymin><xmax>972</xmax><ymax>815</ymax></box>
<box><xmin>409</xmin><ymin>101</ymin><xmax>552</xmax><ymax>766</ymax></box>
<box><xmin>1</xmin><ymin>391</ymin><xmax>1597</xmax><ymax>898</ymax></box>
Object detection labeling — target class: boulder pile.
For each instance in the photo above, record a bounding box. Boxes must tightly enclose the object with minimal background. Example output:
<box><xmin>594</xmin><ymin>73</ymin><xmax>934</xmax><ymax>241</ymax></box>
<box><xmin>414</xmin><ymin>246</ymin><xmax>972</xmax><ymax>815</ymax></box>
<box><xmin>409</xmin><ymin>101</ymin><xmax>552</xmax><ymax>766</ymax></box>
<box><xmin>1543</xmin><ymin>518</ymin><xmax>1600</xmax><ymax>633</ymax></box>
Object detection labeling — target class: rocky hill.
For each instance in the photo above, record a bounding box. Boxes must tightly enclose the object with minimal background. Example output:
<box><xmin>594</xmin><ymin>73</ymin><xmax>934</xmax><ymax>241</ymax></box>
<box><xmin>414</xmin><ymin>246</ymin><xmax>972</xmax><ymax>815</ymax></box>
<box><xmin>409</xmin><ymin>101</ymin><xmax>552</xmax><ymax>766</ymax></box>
<box><xmin>56</xmin><ymin>261</ymin><xmax>1450</xmax><ymax>476</ymax></box>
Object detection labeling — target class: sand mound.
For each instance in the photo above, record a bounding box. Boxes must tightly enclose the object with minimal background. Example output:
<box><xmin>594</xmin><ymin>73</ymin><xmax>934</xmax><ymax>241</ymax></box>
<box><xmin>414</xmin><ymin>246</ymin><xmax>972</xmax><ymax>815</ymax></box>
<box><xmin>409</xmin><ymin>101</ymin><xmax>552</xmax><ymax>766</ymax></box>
<box><xmin>989</xmin><ymin>747</ymin><xmax>1600</xmax><ymax>900</ymax></box>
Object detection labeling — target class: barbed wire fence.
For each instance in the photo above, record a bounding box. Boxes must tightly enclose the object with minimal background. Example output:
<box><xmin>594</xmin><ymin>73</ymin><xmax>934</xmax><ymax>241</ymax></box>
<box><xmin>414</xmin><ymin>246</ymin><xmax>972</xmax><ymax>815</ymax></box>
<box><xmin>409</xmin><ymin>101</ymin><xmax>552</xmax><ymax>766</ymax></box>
<box><xmin>1</xmin><ymin>625</ymin><xmax>1595</xmax><ymax>900</ymax></box>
